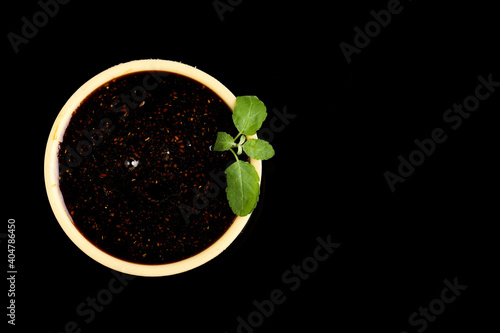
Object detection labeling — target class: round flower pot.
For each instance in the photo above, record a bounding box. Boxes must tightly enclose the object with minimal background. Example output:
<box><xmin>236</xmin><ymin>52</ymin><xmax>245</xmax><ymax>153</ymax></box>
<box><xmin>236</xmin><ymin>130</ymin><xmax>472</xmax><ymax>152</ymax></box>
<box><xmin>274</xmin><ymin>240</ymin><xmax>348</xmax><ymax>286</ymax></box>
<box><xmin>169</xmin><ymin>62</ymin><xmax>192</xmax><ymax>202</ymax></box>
<box><xmin>44</xmin><ymin>59</ymin><xmax>262</xmax><ymax>277</ymax></box>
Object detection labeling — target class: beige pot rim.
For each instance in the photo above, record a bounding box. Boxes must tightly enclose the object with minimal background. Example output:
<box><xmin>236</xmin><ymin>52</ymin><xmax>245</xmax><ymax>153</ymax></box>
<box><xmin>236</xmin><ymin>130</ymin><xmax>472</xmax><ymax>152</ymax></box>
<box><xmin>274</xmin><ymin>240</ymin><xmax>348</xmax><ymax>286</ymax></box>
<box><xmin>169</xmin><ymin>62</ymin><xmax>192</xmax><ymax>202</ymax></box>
<box><xmin>44</xmin><ymin>59</ymin><xmax>261</xmax><ymax>277</ymax></box>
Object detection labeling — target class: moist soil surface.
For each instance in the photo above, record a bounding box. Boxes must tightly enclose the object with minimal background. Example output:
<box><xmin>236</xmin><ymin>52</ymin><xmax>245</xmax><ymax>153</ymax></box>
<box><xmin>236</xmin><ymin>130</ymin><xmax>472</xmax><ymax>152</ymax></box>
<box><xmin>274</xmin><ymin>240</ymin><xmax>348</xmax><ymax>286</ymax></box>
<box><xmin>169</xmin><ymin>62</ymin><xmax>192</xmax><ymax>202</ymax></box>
<box><xmin>58</xmin><ymin>71</ymin><xmax>241</xmax><ymax>264</ymax></box>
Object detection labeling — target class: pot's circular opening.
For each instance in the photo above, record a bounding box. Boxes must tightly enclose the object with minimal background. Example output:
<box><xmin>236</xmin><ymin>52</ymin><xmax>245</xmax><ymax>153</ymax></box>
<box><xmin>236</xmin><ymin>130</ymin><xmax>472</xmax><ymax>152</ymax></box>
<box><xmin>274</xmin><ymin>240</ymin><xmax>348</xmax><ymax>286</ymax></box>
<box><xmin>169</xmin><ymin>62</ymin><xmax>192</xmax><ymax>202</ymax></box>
<box><xmin>44</xmin><ymin>59</ymin><xmax>262</xmax><ymax>277</ymax></box>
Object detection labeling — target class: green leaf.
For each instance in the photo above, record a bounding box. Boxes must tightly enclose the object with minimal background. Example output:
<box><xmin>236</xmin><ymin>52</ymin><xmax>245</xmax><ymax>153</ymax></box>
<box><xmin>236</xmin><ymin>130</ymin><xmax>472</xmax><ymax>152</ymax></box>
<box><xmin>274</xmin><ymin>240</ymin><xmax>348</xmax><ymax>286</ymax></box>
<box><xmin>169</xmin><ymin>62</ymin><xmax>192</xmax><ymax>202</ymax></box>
<box><xmin>214</xmin><ymin>132</ymin><xmax>234</xmax><ymax>151</ymax></box>
<box><xmin>232</xmin><ymin>96</ymin><xmax>267</xmax><ymax>136</ymax></box>
<box><xmin>242</xmin><ymin>139</ymin><xmax>275</xmax><ymax>160</ymax></box>
<box><xmin>238</xmin><ymin>135</ymin><xmax>246</xmax><ymax>145</ymax></box>
<box><xmin>225</xmin><ymin>160</ymin><xmax>260</xmax><ymax>216</ymax></box>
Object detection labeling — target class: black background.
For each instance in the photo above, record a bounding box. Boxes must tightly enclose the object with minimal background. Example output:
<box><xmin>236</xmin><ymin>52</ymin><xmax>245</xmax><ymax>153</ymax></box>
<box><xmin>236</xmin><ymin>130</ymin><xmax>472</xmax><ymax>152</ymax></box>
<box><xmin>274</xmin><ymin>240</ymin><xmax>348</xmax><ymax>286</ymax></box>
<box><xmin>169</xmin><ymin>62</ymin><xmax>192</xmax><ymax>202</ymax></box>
<box><xmin>4</xmin><ymin>0</ymin><xmax>498</xmax><ymax>332</ymax></box>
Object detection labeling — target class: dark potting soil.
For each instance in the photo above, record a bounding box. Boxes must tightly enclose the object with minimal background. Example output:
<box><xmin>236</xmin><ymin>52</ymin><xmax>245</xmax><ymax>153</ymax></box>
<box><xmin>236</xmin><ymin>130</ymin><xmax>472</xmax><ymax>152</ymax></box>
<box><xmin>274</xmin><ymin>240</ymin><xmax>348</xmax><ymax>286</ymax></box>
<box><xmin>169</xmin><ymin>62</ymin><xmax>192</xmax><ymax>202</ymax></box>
<box><xmin>57</xmin><ymin>70</ymin><xmax>242</xmax><ymax>264</ymax></box>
